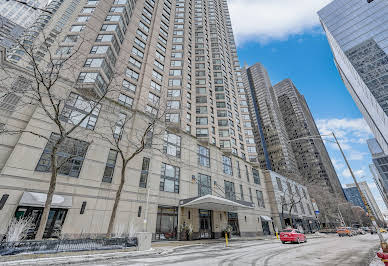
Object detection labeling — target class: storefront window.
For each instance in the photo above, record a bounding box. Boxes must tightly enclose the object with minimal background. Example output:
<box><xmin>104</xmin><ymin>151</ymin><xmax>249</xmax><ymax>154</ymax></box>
<box><xmin>156</xmin><ymin>206</ymin><xmax>178</xmax><ymax>240</ymax></box>
<box><xmin>14</xmin><ymin>206</ymin><xmax>68</xmax><ymax>239</ymax></box>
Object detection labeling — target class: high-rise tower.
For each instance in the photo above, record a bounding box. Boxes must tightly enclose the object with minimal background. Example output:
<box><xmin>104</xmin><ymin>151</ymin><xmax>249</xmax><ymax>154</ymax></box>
<box><xmin>318</xmin><ymin>0</ymin><xmax>388</xmax><ymax>154</ymax></box>
<box><xmin>273</xmin><ymin>79</ymin><xmax>345</xmax><ymax>199</ymax></box>
<box><xmin>0</xmin><ymin>0</ymin><xmax>274</xmax><ymax>239</ymax></box>
<box><xmin>242</xmin><ymin>63</ymin><xmax>300</xmax><ymax>179</ymax></box>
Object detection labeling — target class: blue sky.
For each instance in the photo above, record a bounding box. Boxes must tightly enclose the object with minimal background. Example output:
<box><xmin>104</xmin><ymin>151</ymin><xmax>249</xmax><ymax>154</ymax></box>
<box><xmin>228</xmin><ymin>0</ymin><xmax>386</xmax><ymax>211</ymax></box>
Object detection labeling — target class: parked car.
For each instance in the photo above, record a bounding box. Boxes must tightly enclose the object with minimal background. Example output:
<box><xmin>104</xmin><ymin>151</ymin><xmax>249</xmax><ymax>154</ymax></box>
<box><xmin>337</xmin><ymin>227</ymin><xmax>353</xmax><ymax>237</ymax></box>
<box><xmin>279</xmin><ymin>229</ymin><xmax>307</xmax><ymax>244</ymax></box>
<box><xmin>357</xmin><ymin>228</ymin><xmax>366</xmax><ymax>235</ymax></box>
<box><xmin>380</xmin><ymin>228</ymin><xmax>387</xmax><ymax>233</ymax></box>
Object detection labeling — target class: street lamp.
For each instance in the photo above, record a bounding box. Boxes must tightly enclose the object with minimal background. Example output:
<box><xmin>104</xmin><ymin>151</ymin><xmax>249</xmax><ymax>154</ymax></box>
<box><xmin>288</xmin><ymin>132</ymin><xmax>387</xmax><ymax>250</ymax></box>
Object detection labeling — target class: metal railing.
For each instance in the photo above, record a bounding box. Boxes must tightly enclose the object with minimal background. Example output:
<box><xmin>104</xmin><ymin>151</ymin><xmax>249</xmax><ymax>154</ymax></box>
<box><xmin>0</xmin><ymin>237</ymin><xmax>137</xmax><ymax>256</ymax></box>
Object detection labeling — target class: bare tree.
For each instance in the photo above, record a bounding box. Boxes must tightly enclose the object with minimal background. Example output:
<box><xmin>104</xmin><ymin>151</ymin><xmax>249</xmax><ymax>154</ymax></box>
<box><xmin>0</xmin><ymin>32</ymin><xmax>119</xmax><ymax>239</ymax></box>
<box><xmin>91</xmin><ymin>104</ymin><xmax>166</xmax><ymax>237</ymax></box>
<box><xmin>279</xmin><ymin>183</ymin><xmax>306</xmax><ymax>228</ymax></box>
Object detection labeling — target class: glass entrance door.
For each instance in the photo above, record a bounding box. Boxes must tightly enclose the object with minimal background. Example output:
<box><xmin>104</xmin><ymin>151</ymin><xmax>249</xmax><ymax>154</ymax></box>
<box><xmin>227</xmin><ymin>212</ymin><xmax>240</xmax><ymax>236</ymax></box>
<box><xmin>199</xmin><ymin>209</ymin><xmax>212</xmax><ymax>239</ymax></box>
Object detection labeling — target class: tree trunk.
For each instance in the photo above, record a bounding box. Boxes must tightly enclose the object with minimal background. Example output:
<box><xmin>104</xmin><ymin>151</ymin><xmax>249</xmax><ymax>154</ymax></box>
<box><xmin>106</xmin><ymin>160</ymin><xmax>127</xmax><ymax>238</ymax></box>
<box><xmin>289</xmin><ymin>205</ymin><xmax>294</xmax><ymax>228</ymax></box>
<box><xmin>35</xmin><ymin>146</ymin><xmax>58</xmax><ymax>240</ymax></box>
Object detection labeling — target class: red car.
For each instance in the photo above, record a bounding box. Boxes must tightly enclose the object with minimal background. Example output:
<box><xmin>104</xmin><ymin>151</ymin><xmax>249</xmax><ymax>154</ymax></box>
<box><xmin>279</xmin><ymin>229</ymin><xmax>307</xmax><ymax>244</ymax></box>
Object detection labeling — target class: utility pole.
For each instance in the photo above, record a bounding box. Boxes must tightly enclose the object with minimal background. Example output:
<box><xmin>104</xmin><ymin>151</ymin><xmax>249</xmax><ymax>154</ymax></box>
<box><xmin>332</xmin><ymin>132</ymin><xmax>387</xmax><ymax>249</ymax></box>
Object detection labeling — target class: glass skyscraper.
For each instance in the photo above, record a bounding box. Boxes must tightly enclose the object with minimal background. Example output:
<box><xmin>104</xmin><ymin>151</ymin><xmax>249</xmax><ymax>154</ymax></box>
<box><xmin>318</xmin><ymin>0</ymin><xmax>388</xmax><ymax>154</ymax></box>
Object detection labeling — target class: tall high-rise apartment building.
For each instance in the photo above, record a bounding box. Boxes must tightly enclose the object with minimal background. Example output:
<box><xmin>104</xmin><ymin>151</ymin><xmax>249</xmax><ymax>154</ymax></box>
<box><xmin>242</xmin><ymin>63</ymin><xmax>299</xmax><ymax>179</ymax></box>
<box><xmin>367</xmin><ymin>138</ymin><xmax>388</xmax><ymax>208</ymax></box>
<box><xmin>318</xmin><ymin>0</ymin><xmax>388</xmax><ymax>154</ymax></box>
<box><xmin>0</xmin><ymin>0</ymin><xmax>50</xmax><ymax>28</ymax></box>
<box><xmin>346</xmin><ymin>182</ymin><xmax>384</xmax><ymax>222</ymax></box>
<box><xmin>0</xmin><ymin>0</ymin><xmax>275</xmax><ymax>239</ymax></box>
<box><xmin>273</xmin><ymin>79</ymin><xmax>344</xmax><ymax>198</ymax></box>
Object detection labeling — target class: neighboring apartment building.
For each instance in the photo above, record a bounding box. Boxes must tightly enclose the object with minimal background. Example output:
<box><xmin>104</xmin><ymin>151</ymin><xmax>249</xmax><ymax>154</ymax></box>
<box><xmin>0</xmin><ymin>16</ymin><xmax>25</xmax><ymax>49</ymax></box>
<box><xmin>242</xmin><ymin>63</ymin><xmax>299</xmax><ymax>180</ymax></box>
<box><xmin>318</xmin><ymin>0</ymin><xmax>388</xmax><ymax>154</ymax></box>
<box><xmin>0</xmin><ymin>0</ymin><xmax>275</xmax><ymax>240</ymax></box>
<box><xmin>345</xmin><ymin>182</ymin><xmax>385</xmax><ymax>222</ymax></box>
<box><xmin>0</xmin><ymin>0</ymin><xmax>50</xmax><ymax>28</ymax></box>
<box><xmin>264</xmin><ymin>170</ymin><xmax>319</xmax><ymax>233</ymax></box>
<box><xmin>367</xmin><ymin>138</ymin><xmax>388</xmax><ymax>208</ymax></box>
<box><xmin>273</xmin><ymin>79</ymin><xmax>344</xmax><ymax>199</ymax></box>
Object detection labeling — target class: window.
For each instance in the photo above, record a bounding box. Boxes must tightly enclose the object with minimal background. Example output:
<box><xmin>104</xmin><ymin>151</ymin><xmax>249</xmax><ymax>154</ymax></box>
<box><xmin>276</xmin><ymin>177</ymin><xmax>283</xmax><ymax>191</ymax></box>
<box><xmin>64</xmin><ymin>35</ymin><xmax>79</xmax><ymax>43</ymax></box>
<box><xmin>139</xmin><ymin>21</ymin><xmax>149</xmax><ymax>33</ymax></box>
<box><xmin>139</xmin><ymin>157</ymin><xmax>150</xmax><ymax>188</ymax></box>
<box><xmin>134</xmin><ymin>38</ymin><xmax>146</xmax><ymax>49</ymax></box>
<box><xmin>256</xmin><ymin>190</ymin><xmax>265</xmax><ymax>208</ymax></box>
<box><xmin>167</xmin><ymin>89</ymin><xmax>181</xmax><ymax>97</ymax></box>
<box><xmin>82</xmin><ymin>7</ymin><xmax>95</xmax><ymax>13</ymax></box>
<box><xmin>36</xmin><ymin>133</ymin><xmax>89</xmax><ymax>178</ymax></box>
<box><xmin>148</xmin><ymin>92</ymin><xmax>160</xmax><ymax>105</ymax></box>
<box><xmin>132</xmin><ymin>47</ymin><xmax>144</xmax><ymax>58</ymax></box>
<box><xmin>222</xmin><ymin>156</ymin><xmax>233</xmax><ymax>175</ymax></box>
<box><xmin>129</xmin><ymin>56</ymin><xmax>142</xmax><ymax>68</ymax></box>
<box><xmin>171</xmin><ymin>60</ymin><xmax>182</xmax><ymax>67</ymax></box>
<box><xmin>152</xmin><ymin>70</ymin><xmax>163</xmax><ymax>81</ymax></box>
<box><xmin>198</xmin><ymin>145</ymin><xmax>210</xmax><ymax>167</ymax></box>
<box><xmin>118</xmin><ymin>93</ymin><xmax>133</xmax><ymax>108</ymax></box>
<box><xmin>252</xmin><ymin>168</ymin><xmax>260</xmax><ymax>185</ymax></box>
<box><xmin>165</xmin><ymin>113</ymin><xmax>179</xmax><ymax>123</ymax></box>
<box><xmin>126</xmin><ymin>68</ymin><xmax>139</xmax><ymax>80</ymax></box>
<box><xmin>70</xmin><ymin>25</ymin><xmax>85</xmax><ymax>32</ymax></box>
<box><xmin>167</xmin><ymin>100</ymin><xmax>180</xmax><ymax>109</ymax></box>
<box><xmin>77</xmin><ymin>16</ymin><xmax>90</xmax><ymax>22</ymax></box>
<box><xmin>224</xmin><ymin>181</ymin><xmax>235</xmax><ymax>201</ymax></box>
<box><xmin>160</xmin><ymin>163</ymin><xmax>180</xmax><ymax>193</ymax></box>
<box><xmin>249</xmin><ymin>188</ymin><xmax>253</xmax><ymax>202</ymax></box>
<box><xmin>240</xmin><ymin>184</ymin><xmax>244</xmax><ymax>200</ymax></box>
<box><xmin>145</xmin><ymin>105</ymin><xmax>158</xmax><ymax>116</ymax></box>
<box><xmin>164</xmin><ymin>131</ymin><xmax>181</xmax><ymax>157</ymax></box>
<box><xmin>151</xmin><ymin>81</ymin><xmax>161</xmax><ymax>92</ymax></box>
<box><xmin>198</xmin><ymin>174</ymin><xmax>211</xmax><ymax>196</ymax></box>
<box><xmin>196</xmin><ymin>117</ymin><xmax>208</xmax><ymax>125</ymax></box>
<box><xmin>59</xmin><ymin>93</ymin><xmax>100</xmax><ymax>130</ymax></box>
<box><xmin>168</xmin><ymin>79</ymin><xmax>182</xmax><ymax>86</ymax></box>
<box><xmin>196</xmin><ymin>128</ymin><xmax>208</xmax><ymax>137</ymax></box>
<box><xmin>114</xmin><ymin>112</ymin><xmax>126</xmax><ymax>138</ymax></box>
<box><xmin>122</xmin><ymin>80</ymin><xmax>136</xmax><ymax>93</ymax></box>
<box><xmin>245</xmin><ymin>165</ymin><xmax>250</xmax><ymax>182</ymax></box>
<box><xmin>102</xmin><ymin>149</ymin><xmax>118</xmax><ymax>183</ymax></box>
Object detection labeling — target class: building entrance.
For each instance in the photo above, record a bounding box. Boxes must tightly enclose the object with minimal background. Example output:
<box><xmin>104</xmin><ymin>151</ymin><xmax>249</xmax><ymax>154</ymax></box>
<box><xmin>199</xmin><ymin>209</ymin><xmax>212</xmax><ymax>239</ymax></box>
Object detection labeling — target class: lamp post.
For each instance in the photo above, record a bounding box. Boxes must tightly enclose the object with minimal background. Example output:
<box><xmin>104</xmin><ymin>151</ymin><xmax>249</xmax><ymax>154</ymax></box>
<box><xmin>288</xmin><ymin>132</ymin><xmax>387</xmax><ymax>250</ymax></box>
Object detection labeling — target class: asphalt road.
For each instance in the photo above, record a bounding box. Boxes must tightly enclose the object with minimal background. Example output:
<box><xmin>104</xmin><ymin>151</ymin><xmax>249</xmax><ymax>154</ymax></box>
<box><xmin>0</xmin><ymin>234</ymin><xmax>382</xmax><ymax>266</ymax></box>
<box><xmin>88</xmin><ymin>234</ymin><xmax>381</xmax><ymax>266</ymax></box>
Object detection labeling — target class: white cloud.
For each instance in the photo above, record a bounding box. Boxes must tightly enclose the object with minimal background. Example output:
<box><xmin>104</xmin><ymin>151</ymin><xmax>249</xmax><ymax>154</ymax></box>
<box><xmin>228</xmin><ymin>0</ymin><xmax>331</xmax><ymax>44</ymax></box>
<box><xmin>317</xmin><ymin>118</ymin><xmax>372</xmax><ymax>148</ymax></box>
<box><xmin>341</xmin><ymin>169</ymin><xmax>365</xmax><ymax>179</ymax></box>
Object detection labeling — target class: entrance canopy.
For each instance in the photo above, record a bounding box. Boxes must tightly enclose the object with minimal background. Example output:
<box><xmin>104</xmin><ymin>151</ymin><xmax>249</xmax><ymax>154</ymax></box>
<box><xmin>180</xmin><ymin>194</ymin><xmax>254</xmax><ymax>212</ymax></box>
<box><xmin>19</xmin><ymin>192</ymin><xmax>72</xmax><ymax>208</ymax></box>
<box><xmin>261</xmin><ymin>215</ymin><xmax>272</xmax><ymax>222</ymax></box>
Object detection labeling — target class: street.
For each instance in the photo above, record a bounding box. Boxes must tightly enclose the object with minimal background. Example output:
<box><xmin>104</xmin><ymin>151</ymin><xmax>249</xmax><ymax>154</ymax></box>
<box><xmin>90</xmin><ymin>234</ymin><xmax>380</xmax><ymax>266</ymax></box>
<box><xmin>0</xmin><ymin>234</ymin><xmax>382</xmax><ymax>266</ymax></box>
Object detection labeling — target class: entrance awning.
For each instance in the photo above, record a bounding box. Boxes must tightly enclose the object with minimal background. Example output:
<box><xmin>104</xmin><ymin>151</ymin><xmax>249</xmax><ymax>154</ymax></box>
<box><xmin>19</xmin><ymin>192</ymin><xmax>72</xmax><ymax>208</ymax></box>
<box><xmin>179</xmin><ymin>194</ymin><xmax>254</xmax><ymax>212</ymax></box>
<box><xmin>261</xmin><ymin>215</ymin><xmax>272</xmax><ymax>222</ymax></box>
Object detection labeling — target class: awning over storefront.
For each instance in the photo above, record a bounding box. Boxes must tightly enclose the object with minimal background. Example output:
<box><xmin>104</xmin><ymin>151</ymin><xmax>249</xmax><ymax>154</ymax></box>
<box><xmin>19</xmin><ymin>192</ymin><xmax>72</xmax><ymax>208</ymax></box>
<box><xmin>261</xmin><ymin>215</ymin><xmax>272</xmax><ymax>222</ymax></box>
<box><xmin>179</xmin><ymin>194</ymin><xmax>254</xmax><ymax>212</ymax></box>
